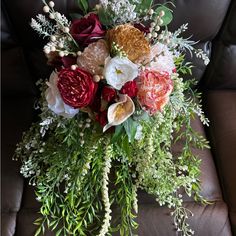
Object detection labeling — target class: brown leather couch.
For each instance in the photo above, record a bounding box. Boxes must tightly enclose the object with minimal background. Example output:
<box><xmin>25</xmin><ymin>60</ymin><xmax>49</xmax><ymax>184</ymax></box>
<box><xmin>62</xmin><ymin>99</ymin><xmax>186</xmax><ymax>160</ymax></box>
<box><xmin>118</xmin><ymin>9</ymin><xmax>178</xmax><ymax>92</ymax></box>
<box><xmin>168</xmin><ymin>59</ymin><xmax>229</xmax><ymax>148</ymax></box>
<box><xmin>1</xmin><ymin>0</ymin><xmax>236</xmax><ymax>235</ymax></box>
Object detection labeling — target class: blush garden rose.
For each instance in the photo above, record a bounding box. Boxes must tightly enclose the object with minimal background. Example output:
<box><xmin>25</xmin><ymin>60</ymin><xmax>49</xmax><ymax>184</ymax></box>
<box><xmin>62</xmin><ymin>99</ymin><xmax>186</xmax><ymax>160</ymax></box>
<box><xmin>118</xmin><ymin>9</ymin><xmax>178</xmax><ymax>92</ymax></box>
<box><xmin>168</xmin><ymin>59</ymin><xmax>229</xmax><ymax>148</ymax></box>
<box><xmin>57</xmin><ymin>67</ymin><xmax>98</xmax><ymax>109</ymax></box>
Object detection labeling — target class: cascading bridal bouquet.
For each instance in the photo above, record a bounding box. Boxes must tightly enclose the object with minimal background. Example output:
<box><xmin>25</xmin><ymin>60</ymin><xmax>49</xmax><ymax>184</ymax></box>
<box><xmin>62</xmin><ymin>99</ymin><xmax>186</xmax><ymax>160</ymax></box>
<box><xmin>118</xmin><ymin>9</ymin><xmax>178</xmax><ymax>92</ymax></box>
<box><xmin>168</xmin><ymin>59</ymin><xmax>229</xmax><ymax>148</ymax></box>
<box><xmin>14</xmin><ymin>0</ymin><xmax>211</xmax><ymax>235</ymax></box>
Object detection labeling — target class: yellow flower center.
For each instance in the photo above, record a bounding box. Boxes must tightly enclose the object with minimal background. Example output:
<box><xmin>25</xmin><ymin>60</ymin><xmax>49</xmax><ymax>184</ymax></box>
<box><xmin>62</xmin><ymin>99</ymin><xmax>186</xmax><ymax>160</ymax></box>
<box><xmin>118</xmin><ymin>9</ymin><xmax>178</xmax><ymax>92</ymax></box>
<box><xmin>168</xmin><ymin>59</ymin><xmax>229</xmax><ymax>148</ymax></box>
<box><xmin>115</xmin><ymin>68</ymin><xmax>123</xmax><ymax>75</ymax></box>
<box><xmin>114</xmin><ymin>104</ymin><xmax>125</xmax><ymax>120</ymax></box>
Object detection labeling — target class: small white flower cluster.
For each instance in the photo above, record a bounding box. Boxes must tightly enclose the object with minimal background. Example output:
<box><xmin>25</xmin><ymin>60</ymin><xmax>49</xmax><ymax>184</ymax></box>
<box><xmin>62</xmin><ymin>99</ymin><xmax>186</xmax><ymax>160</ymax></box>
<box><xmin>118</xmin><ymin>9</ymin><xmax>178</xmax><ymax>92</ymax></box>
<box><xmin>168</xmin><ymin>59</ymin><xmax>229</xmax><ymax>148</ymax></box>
<box><xmin>194</xmin><ymin>48</ymin><xmax>210</xmax><ymax>65</ymax></box>
<box><xmin>20</xmin><ymin>158</ymin><xmax>38</xmax><ymax>178</ymax></box>
<box><xmin>169</xmin><ymin>24</ymin><xmax>210</xmax><ymax>65</ymax></box>
<box><xmin>100</xmin><ymin>0</ymin><xmax>140</xmax><ymax>23</ymax></box>
<box><xmin>78</xmin><ymin>118</ymin><xmax>92</xmax><ymax>146</ymax></box>
<box><xmin>31</xmin><ymin>1</ymin><xmax>78</xmax><ymax>57</ymax></box>
<box><xmin>173</xmin><ymin>207</ymin><xmax>195</xmax><ymax>236</ymax></box>
<box><xmin>98</xmin><ymin>145</ymin><xmax>113</xmax><ymax>236</ymax></box>
<box><xmin>194</xmin><ymin>103</ymin><xmax>210</xmax><ymax>126</ymax></box>
<box><xmin>132</xmin><ymin>185</ymin><xmax>138</xmax><ymax>213</ymax></box>
<box><xmin>40</xmin><ymin>117</ymin><xmax>54</xmax><ymax>136</ymax></box>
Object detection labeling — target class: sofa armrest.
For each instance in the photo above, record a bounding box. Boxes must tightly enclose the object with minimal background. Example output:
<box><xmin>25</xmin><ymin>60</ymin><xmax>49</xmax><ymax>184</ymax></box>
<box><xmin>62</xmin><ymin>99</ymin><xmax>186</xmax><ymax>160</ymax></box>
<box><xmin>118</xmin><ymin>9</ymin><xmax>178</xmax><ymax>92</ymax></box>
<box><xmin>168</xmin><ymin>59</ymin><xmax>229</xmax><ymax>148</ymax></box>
<box><xmin>204</xmin><ymin>90</ymin><xmax>236</xmax><ymax>234</ymax></box>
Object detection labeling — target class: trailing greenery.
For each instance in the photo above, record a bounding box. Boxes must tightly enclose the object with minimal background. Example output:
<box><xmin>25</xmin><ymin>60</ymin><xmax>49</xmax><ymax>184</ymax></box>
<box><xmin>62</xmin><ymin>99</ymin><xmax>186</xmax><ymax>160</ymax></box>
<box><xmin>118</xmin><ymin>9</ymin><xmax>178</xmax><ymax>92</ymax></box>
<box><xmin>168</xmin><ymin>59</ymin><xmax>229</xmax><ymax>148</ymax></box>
<box><xmin>15</xmin><ymin>69</ymin><xmax>209</xmax><ymax>236</ymax></box>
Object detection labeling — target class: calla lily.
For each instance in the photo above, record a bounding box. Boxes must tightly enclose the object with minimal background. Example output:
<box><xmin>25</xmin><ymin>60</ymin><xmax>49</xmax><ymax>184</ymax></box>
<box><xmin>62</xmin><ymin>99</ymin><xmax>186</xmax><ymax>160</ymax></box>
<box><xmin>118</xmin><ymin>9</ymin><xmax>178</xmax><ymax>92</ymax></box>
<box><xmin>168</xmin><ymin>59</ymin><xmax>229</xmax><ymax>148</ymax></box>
<box><xmin>103</xmin><ymin>95</ymin><xmax>135</xmax><ymax>132</ymax></box>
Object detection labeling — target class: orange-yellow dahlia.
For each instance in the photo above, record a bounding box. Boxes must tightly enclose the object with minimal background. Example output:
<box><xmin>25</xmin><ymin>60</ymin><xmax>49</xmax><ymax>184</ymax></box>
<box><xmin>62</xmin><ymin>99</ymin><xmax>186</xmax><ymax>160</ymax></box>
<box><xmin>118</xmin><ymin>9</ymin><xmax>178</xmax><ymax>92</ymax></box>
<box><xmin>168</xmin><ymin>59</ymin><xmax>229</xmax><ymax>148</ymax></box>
<box><xmin>107</xmin><ymin>24</ymin><xmax>150</xmax><ymax>63</ymax></box>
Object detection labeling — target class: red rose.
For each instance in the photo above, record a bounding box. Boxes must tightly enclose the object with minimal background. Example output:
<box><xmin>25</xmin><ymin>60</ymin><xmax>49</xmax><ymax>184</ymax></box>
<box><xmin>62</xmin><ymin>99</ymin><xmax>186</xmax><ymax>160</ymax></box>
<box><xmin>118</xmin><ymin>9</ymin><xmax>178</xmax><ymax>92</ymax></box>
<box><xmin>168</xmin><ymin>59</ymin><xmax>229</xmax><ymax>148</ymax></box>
<box><xmin>57</xmin><ymin>67</ymin><xmax>98</xmax><ymax>108</ymax></box>
<box><xmin>70</xmin><ymin>13</ymin><xmax>105</xmax><ymax>47</ymax></box>
<box><xmin>120</xmin><ymin>81</ymin><xmax>138</xmax><ymax>98</ymax></box>
<box><xmin>96</xmin><ymin>110</ymin><xmax>108</xmax><ymax>127</ymax></box>
<box><xmin>102</xmin><ymin>86</ymin><xmax>117</xmax><ymax>102</ymax></box>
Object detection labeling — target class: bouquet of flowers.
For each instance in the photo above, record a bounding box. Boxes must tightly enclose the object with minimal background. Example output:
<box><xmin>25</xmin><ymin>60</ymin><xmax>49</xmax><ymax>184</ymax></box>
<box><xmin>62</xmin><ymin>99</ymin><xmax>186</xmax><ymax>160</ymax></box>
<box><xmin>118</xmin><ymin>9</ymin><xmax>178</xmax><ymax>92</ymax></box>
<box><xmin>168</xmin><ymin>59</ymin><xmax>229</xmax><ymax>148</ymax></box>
<box><xmin>15</xmin><ymin>0</ymin><xmax>210</xmax><ymax>235</ymax></box>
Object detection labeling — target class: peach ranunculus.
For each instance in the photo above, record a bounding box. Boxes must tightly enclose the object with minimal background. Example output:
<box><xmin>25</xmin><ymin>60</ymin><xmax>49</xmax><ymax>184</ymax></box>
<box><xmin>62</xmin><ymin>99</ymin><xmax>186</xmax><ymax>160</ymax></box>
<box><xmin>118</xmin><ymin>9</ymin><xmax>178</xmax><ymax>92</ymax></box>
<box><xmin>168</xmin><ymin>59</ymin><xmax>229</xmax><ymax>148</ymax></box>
<box><xmin>137</xmin><ymin>70</ymin><xmax>173</xmax><ymax>114</ymax></box>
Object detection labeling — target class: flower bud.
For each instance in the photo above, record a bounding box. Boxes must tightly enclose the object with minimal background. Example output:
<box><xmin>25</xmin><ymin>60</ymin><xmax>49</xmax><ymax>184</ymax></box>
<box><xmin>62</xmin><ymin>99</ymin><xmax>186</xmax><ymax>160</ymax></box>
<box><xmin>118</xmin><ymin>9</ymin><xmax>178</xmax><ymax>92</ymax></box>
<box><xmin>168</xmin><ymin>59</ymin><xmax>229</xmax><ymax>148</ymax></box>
<box><xmin>159</xmin><ymin>10</ymin><xmax>165</xmax><ymax>17</ymax></box>
<box><xmin>43</xmin><ymin>6</ymin><xmax>50</xmax><ymax>13</ymax></box>
<box><xmin>49</xmin><ymin>1</ymin><xmax>55</xmax><ymax>8</ymax></box>
<box><xmin>49</xmin><ymin>13</ymin><xmax>55</xmax><ymax>19</ymax></box>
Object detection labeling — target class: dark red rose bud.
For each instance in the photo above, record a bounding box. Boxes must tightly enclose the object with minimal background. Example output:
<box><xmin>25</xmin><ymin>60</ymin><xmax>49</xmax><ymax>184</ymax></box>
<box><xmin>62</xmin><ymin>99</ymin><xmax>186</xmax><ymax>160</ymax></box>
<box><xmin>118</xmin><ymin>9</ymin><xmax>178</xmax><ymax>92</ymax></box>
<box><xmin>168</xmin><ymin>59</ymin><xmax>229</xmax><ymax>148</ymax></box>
<box><xmin>96</xmin><ymin>110</ymin><xmax>108</xmax><ymax>127</ymax></box>
<box><xmin>102</xmin><ymin>86</ymin><xmax>117</xmax><ymax>102</ymax></box>
<box><xmin>57</xmin><ymin>67</ymin><xmax>98</xmax><ymax>108</ymax></box>
<box><xmin>134</xmin><ymin>23</ymin><xmax>150</xmax><ymax>34</ymax></box>
<box><xmin>70</xmin><ymin>13</ymin><xmax>105</xmax><ymax>47</ymax></box>
<box><xmin>61</xmin><ymin>56</ymin><xmax>77</xmax><ymax>68</ymax></box>
<box><xmin>120</xmin><ymin>81</ymin><xmax>138</xmax><ymax>98</ymax></box>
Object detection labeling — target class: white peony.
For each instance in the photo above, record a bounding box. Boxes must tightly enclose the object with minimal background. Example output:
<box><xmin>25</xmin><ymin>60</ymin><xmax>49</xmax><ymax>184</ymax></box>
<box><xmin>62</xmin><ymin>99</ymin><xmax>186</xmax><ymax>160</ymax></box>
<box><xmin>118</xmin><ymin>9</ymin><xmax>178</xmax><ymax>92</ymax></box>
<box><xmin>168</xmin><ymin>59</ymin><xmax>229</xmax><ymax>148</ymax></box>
<box><xmin>149</xmin><ymin>43</ymin><xmax>175</xmax><ymax>74</ymax></box>
<box><xmin>103</xmin><ymin>56</ymin><xmax>139</xmax><ymax>90</ymax></box>
<box><xmin>45</xmin><ymin>71</ymin><xmax>79</xmax><ymax>118</ymax></box>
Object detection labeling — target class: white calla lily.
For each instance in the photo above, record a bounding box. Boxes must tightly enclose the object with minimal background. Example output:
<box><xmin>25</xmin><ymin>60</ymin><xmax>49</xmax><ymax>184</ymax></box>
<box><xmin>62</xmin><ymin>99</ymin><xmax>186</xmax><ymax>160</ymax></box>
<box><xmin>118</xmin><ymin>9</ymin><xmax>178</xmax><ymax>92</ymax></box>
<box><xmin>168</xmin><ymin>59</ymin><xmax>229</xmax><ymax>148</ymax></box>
<box><xmin>103</xmin><ymin>94</ymin><xmax>135</xmax><ymax>132</ymax></box>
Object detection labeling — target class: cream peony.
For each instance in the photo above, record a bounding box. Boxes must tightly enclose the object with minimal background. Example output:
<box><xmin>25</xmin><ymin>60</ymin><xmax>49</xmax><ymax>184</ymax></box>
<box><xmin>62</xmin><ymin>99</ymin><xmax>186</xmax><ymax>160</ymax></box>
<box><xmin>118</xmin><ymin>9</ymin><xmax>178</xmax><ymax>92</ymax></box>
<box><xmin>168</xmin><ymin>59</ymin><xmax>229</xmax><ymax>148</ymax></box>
<box><xmin>103</xmin><ymin>56</ymin><xmax>139</xmax><ymax>90</ymax></box>
<box><xmin>45</xmin><ymin>71</ymin><xmax>79</xmax><ymax>118</ymax></box>
<box><xmin>149</xmin><ymin>43</ymin><xmax>175</xmax><ymax>74</ymax></box>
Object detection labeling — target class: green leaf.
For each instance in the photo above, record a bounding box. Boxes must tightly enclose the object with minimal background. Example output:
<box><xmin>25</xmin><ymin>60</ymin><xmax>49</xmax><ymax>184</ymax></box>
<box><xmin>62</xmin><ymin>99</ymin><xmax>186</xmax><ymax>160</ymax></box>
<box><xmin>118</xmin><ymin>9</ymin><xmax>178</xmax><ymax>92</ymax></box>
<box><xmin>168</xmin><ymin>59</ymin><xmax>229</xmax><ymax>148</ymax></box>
<box><xmin>136</xmin><ymin>0</ymin><xmax>153</xmax><ymax>12</ymax></box>
<box><xmin>122</xmin><ymin>135</ymin><xmax>130</xmax><ymax>157</ymax></box>
<box><xmin>70</xmin><ymin>13</ymin><xmax>83</xmax><ymax>20</ymax></box>
<box><xmin>112</xmin><ymin>125</ymin><xmax>124</xmax><ymax>143</ymax></box>
<box><xmin>98</xmin><ymin>8</ymin><xmax>113</xmax><ymax>26</ymax></box>
<box><xmin>75</xmin><ymin>0</ymin><xmax>89</xmax><ymax>14</ymax></box>
<box><xmin>123</xmin><ymin>118</ymin><xmax>138</xmax><ymax>143</ymax></box>
<box><xmin>55</xmin><ymin>228</ymin><xmax>62</xmax><ymax>236</ymax></box>
<box><xmin>155</xmin><ymin>6</ymin><xmax>173</xmax><ymax>26</ymax></box>
<box><xmin>34</xmin><ymin>227</ymin><xmax>42</xmax><ymax>236</ymax></box>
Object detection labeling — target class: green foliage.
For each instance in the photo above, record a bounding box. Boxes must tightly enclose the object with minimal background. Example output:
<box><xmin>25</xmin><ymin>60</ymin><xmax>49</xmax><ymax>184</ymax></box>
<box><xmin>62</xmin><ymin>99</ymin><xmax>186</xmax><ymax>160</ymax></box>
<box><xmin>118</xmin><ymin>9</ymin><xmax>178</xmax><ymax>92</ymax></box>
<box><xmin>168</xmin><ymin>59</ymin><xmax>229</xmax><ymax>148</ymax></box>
<box><xmin>155</xmin><ymin>6</ymin><xmax>173</xmax><ymax>26</ymax></box>
<box><xmin>174</xmin><ymin>54</ymin><xmax>193</xmax><ymax>75</ymax></box>
<box><xmin>123</xmin><ymin>118</ymin><xmax>138</xmax><ymax>143</ymax></box>
<box><xmin>98</xmin><ymin>8</ymin><xmax>114</xmax><ymax>27</ymax></box>
<box><xmin>112</xmin><ymin>160</ymin><xmax>138</xmax><ymax>236</ymax></box>
<box><xmin>136</xmin><ymin>0</ymin><xmax>153</xmax><ymax>13</ymax></box>
<box><xmin>75</xmin><ymin>0</ymin><xmax>89</xmax><ymax>15</ymax></box>
<box><xmin>15</xmin><ymin>71</ymin><xmax>209</xmax><ymax>236</ymax></box>
<box><xmin>70</xmin><ymin>13</ymin><xmax>83</xmax><ymax>20</ymax></box>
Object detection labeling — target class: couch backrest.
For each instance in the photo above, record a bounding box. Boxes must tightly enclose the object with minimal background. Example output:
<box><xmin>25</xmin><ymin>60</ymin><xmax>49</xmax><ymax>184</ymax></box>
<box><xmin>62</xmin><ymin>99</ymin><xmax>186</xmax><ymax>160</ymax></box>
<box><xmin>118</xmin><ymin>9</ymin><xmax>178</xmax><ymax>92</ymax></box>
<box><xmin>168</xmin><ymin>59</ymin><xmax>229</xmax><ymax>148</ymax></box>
<box><xmin>203</xmin><ymin>0</ymin><xmax>236</xmax><ymax>89</ymax></box>
<box><xmin>1</xmin><ymin>0</ymin><xmax>232</xmax><ymax>96</ymax></box>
